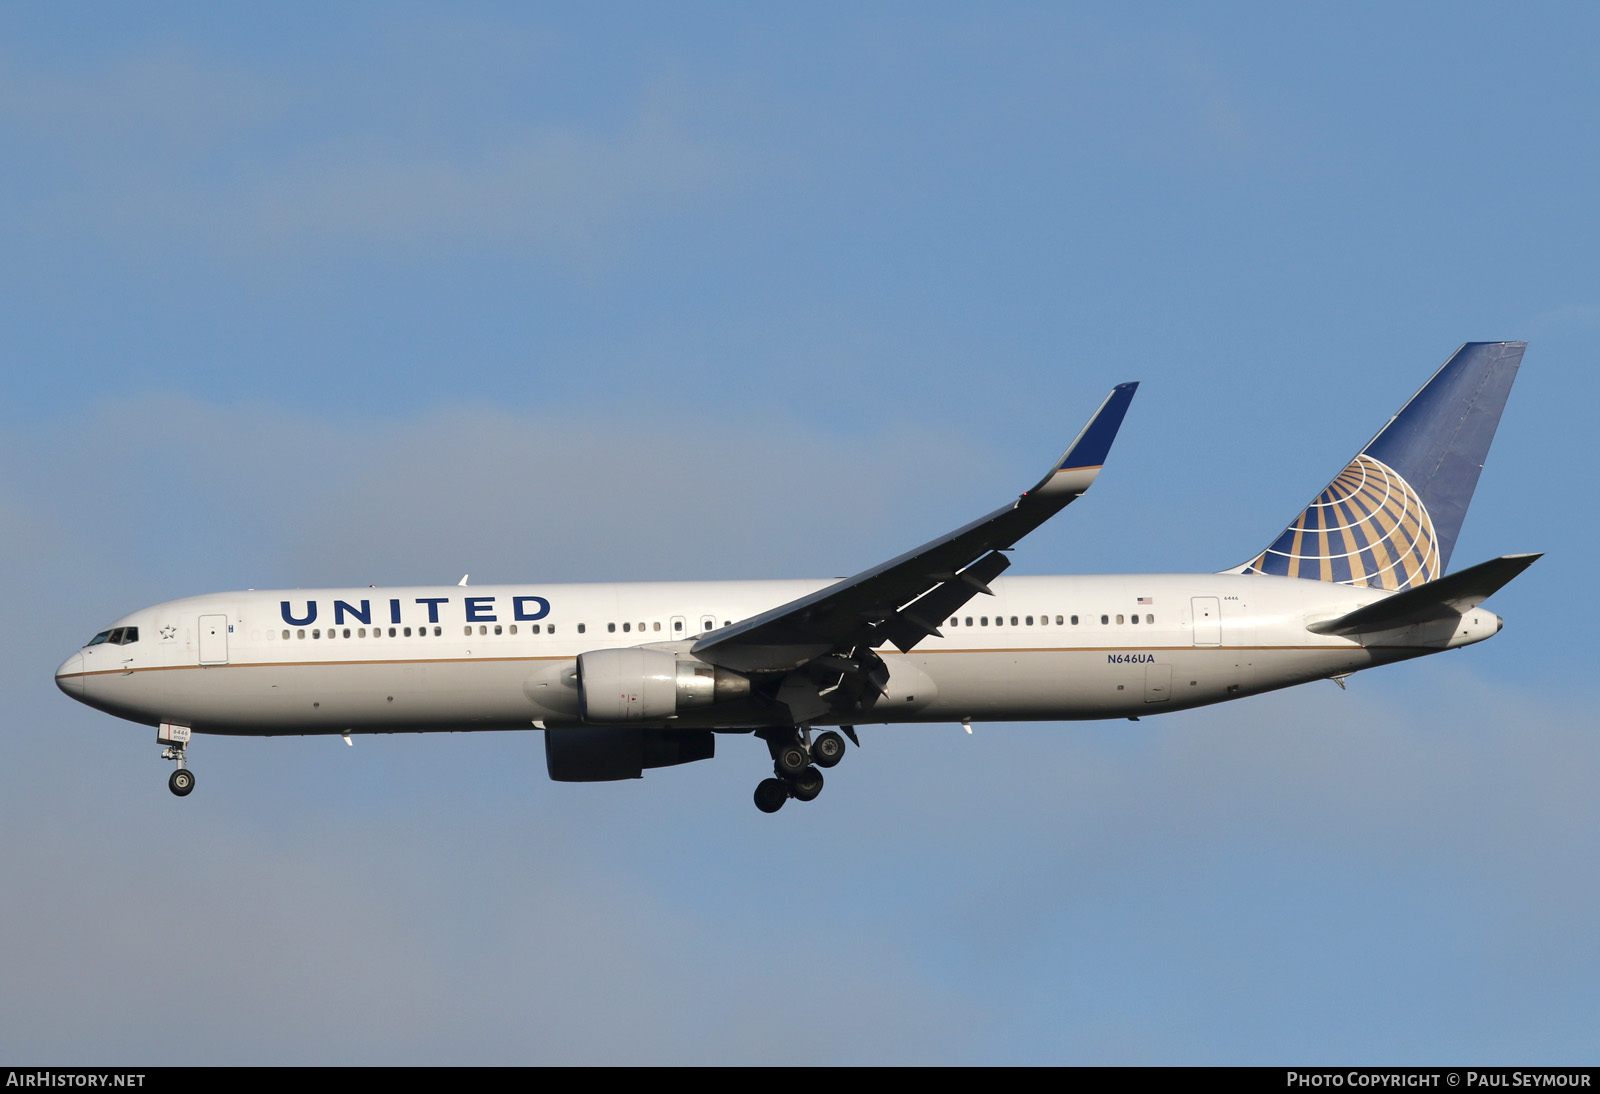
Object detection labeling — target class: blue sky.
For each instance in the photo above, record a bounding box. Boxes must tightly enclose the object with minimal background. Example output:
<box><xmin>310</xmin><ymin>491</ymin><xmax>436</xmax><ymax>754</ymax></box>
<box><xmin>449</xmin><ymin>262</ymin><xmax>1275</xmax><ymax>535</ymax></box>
<box><xmin>2</xmin><ymin>4</ymin><xmax>1595</xmax><ymax>1064</ymax></box>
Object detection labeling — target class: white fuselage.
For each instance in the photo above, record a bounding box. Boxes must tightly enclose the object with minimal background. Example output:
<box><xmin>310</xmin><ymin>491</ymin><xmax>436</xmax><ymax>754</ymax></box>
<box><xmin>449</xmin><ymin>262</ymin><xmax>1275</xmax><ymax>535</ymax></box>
<box><xmin>56</xmin><ymin>571</ymin><xmax>1501</xmax><ymax>737</ymax></box>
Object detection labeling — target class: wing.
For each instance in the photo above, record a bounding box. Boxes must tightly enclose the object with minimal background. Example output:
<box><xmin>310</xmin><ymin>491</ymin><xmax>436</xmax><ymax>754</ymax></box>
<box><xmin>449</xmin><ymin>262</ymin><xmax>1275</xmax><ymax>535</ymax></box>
<box><xmin>691</xmin><ymin>383</ymin><xmax>1139</xmax><ymax>696</ymax></box>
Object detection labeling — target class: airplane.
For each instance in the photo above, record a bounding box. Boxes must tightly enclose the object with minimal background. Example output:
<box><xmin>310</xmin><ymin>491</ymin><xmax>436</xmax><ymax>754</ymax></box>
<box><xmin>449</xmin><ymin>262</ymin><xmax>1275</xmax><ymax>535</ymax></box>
<box><xmin>56</xmin><ymin>342</ymin><xmax>1538</xmax><ymax>813</ymax></box>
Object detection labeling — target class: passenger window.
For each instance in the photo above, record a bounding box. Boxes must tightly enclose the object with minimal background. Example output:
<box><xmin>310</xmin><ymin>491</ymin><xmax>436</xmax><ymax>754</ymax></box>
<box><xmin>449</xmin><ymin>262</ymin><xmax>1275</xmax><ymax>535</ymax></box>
<box><xmin>1068</xmin><ymin>616</ymin><xmax>1076</xmax><ymax>625</ymax></box>
<box><xmin>674</xmin><ymin>620</ymin><xmax>683</xmax><ymax>632</ymax></box>
<box><xmin>608</xmin><ymin>623</ymin><xmax>616</xmax><ymax>633</ymax></box>
<box><xmin>578</xmin><ymin>624</ymin><xmax>586</xmax><ymax>634</ymax></box>
<box><xmin>622</xmin><ymin>623</ymin><xmax>630</xmax><ymax>633</ymax></box>
<box><xmin>981</xmin><ymin>617</ymin><xmax>988</xmax><ymax>626</ymax></box>
<box><xmin>965</xmin><ymin>617</ymin><xmax>973</xmax><ymax>626</ymax></box>
<box><xmin>548</xmin><ymin>625</ymin><xmax>556</xmax><ymax>634</ymax></box>
<box><xmin>297</xmin><ymin>629</ymin><xmax>306</xmax><ymax>639</ymax></box>
<box><xmin>433</xmin><ymin>626</ymin><xmax>441</xmax><ymax>636</ymax></box>
<box><xmin>388</xmin><ymin>627</ymin><xmax>396</xmax><ymax>637</ymax></box>
<box><xmin>1100</xmin><ymin>615</ymin><xmax>1108</xmax><ymax>625</ymax></box>
<box><xmin>653</xmin><ymin>622</ymin><xmax>660</xmax><ymax>632</ymax></box>
<box><xmin>1130</xmin><ymin>615</ymin><xmax>1139</xmax><ymax>625</ymax></box>
<box><xmin>404</xmin><ymin>627</ymin><xmax>412</xmax><ymax>637</ymax></box>
<box><xmin>282</xmin><ymin>630</ymin><xmax>290</xmax><ymax>640</ymax></box>
<box><xmin>313</xmin><ymin>629</ymin><xmax>321</xmax><ymax>638</ymax></box>
<box><xmin>1117</xmin><ymin>614</ymin><xmax>1125</xmax><ymax>624</ymax></box>
<box><xmin>509</xmin><ymin>625</ymin><xmax>517</xmax><ymax>635</ymax></box>
<box><xmin>1146</xmin><ymin>614</ymin><xmax>1154</xmax><ymax>624</ymax></box>
<box><xmin>1026</xmin><ymin>616</ymin><xmax>1033</xmax><ymax>625</ymax></box>
<box><xmin>479</xmin><ymin>625</ymin><xmax>488</xmax><ymax>636</ymax></box>
<box><xmin>1010</xmin><ymin>616</ymin><xmax>1018</xmax><ymax>626</ymax></box>
<box><xmin>494</xmin><ymin>625</ymin><xmax>502</xmax><ymax>635</ymax></box>
<box><xmin>343</xmin><ymin>628</ymin><xmax>351</xmax><ymax>638</ymax></box>
<box><xmin>532</xmin><ymin>624</ymin><xmax>541</xmax><ymax>634</ymax></box>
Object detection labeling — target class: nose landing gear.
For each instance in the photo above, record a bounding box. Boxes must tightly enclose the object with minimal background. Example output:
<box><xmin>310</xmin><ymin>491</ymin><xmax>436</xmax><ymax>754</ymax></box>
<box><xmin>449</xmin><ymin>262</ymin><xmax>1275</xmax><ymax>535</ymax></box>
<box><xmin>158</xmin><ymin>722</ymin><xmax>195</xmax><ymax>798</ymax></box>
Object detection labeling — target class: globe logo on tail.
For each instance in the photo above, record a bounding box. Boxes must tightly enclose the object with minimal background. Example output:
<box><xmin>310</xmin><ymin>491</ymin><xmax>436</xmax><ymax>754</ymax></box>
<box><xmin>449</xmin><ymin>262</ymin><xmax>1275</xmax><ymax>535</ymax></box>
<box><xmin>1242</xmin><ymin>453</ymin><xmax>1439</xmax><ymax>590</ymax></box>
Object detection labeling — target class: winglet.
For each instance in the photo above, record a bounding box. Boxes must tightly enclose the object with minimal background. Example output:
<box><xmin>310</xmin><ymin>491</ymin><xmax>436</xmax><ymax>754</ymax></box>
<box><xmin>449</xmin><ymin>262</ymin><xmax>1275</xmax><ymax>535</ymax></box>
<box><xmin>1028</xmin><ymin>382</ymin><xmax>1139</xmax><ymax>498</ymax></box>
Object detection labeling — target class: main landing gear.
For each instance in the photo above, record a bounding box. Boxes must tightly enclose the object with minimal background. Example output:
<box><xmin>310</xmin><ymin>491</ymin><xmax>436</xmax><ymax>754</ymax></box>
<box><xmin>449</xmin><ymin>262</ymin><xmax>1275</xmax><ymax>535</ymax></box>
<box><xmin>158</xmin><ymin>722</ymin><xmax>195</xmax><ymax>797</ymax></box>
<box><xmin>752</xmin><ymin>727</ymin><xmax>852</xmax><ymax>813</ymax></box>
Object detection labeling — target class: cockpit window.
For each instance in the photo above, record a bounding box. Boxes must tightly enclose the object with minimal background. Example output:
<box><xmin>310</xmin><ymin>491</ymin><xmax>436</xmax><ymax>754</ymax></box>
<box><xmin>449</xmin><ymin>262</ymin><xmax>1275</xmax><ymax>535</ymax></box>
<box><xmin>87</xmin><ymin>627</ymin><xmax>139</xmax><ymax>647</ymax></box>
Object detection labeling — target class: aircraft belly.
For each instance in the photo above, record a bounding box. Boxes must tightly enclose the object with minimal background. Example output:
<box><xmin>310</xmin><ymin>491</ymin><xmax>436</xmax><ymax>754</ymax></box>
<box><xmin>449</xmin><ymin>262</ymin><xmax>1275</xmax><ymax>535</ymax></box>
<box><xmin>893</xmin><ymin>645</ymin><xmax>1380</xmax><ymax>722</ymax></box>
<box><xmin>86</xmin><ymin>658</ymin><xmax>569</xmax><ymax>735</ymax></box>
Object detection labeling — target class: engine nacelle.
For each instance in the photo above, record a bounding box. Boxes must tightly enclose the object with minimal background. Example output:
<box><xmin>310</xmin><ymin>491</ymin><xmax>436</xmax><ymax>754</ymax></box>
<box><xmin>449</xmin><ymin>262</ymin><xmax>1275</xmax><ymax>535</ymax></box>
<box><xmin>576</xmin><ymin>648</ymin><xmax>749</xmax><ymax>723</ymax></box>
<box><xmin>544</xmin><ymin>726</ymin><xmax>715</xmax><ymax>782</ymax></box>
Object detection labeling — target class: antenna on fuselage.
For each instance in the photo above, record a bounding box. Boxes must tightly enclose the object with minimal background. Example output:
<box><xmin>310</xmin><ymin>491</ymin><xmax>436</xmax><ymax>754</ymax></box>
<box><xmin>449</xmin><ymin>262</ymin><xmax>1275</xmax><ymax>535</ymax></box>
<box><xmin>458</xmin><ymin>574</ymin><xmax>469</xmax><ymax>586</ymax></box>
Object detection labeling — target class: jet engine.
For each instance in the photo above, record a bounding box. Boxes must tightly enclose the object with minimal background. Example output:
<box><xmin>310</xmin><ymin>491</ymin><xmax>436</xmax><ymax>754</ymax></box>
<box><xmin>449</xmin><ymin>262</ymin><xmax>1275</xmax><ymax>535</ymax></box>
<box><xmin>575</xmin><ymin>648</ymin><xmax>749</xmax><ymax>723</ymax></box>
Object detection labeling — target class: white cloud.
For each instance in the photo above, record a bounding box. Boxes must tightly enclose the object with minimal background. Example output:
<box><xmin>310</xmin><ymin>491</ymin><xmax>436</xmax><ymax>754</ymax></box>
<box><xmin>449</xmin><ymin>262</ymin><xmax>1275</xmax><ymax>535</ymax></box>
<box><xmin>0</xmin><ymin>39</ymin><xmax>743</xmax><ymax>269</ymax></box>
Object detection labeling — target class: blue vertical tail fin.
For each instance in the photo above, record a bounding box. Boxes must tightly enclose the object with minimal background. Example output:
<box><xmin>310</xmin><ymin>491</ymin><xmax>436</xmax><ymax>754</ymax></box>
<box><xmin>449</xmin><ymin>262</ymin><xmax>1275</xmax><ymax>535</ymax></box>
<box><xmin>1234</xmin><ymin>341</ymin><xmax>1525</xmax><ymax>589</ymax></box>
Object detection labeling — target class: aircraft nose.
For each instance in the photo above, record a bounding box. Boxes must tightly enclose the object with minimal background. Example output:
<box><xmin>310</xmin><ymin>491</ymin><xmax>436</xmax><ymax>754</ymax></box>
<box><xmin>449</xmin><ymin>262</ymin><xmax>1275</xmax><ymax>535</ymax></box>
<box><xmin>56</xmin><ymin>652</ymin><xmax>85</xmax><ymax>697</ymax></box>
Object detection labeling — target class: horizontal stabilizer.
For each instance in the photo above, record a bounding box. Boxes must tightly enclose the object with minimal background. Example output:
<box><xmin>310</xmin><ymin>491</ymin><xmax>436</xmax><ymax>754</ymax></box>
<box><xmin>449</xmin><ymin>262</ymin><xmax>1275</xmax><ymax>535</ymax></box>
<box><xmin>1307</xmin><ymin>553</ymin><xmax>1541</xmax><ymax>636</ymax></box>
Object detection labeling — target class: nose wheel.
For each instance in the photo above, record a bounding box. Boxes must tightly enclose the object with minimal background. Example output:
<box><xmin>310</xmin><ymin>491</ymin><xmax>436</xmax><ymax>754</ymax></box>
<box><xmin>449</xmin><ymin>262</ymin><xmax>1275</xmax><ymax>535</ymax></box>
<box><xmin>158</xmin><ymin>723</ymin><xmax>195</xmax><ymax>798</ymax></box>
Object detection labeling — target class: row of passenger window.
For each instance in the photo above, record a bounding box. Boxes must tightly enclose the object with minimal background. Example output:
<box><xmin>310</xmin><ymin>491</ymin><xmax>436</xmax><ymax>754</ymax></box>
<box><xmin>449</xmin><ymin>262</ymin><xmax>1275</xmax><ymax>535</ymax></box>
<box><xmin>589</xmin><ymin>620</ymin><xmax>733</xmax><ymax>635</ymax></box>
<box><xmin>278</xmin><ymin>624</ymin><xmax>556</xmax><ymax>640</ymax></box>
<box><xmin>273</xmin><ymin>619</ymin><xmax>742</xmax><ymax>640</ymax></box>
<box><xmin>948</xmin><ymin>613</ymin><xmax>1157</xmax><ymax>627</ymax></box>
<box><xmin>274</xmin><ymin>613</ymin><xmax>1157</xmax><ymax>641</ymax></box>
<box><xmin>282</xmin><ymin>626</ymin><xmax>440</xmax><ymax>639</ymax></box>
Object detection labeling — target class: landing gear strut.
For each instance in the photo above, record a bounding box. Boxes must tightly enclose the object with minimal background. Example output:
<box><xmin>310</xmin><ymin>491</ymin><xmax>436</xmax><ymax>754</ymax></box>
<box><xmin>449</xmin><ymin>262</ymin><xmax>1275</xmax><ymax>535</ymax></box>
<box><xmin>158</xmin><ymin>722</ymin><xmax>195</xmax><ymax>798</ymax></box>
<box><xmin>752</xmin><ymin>726</ymin><xmax>850</xmax><ymax>812</ymax></box>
